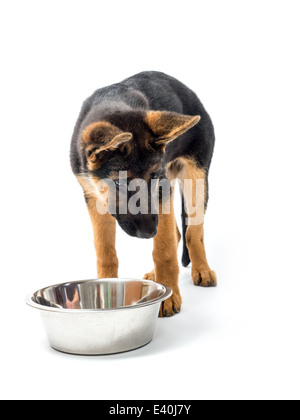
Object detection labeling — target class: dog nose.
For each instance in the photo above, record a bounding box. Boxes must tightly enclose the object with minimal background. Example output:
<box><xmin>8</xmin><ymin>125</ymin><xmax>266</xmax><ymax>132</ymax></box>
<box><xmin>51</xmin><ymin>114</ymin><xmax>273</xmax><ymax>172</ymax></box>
<box><xmin>134</xmin><ymin>214</ymin><xmax>158</xmax><ymax>239</ymax></box>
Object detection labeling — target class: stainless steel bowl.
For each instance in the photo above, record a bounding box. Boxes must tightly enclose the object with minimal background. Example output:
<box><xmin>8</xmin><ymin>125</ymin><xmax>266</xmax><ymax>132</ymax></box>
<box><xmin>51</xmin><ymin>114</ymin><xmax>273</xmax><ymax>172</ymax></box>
<box><xmin>26</xmin><ymin>278</ymin><xmax>172</xmax><ymax>355</ymax></box>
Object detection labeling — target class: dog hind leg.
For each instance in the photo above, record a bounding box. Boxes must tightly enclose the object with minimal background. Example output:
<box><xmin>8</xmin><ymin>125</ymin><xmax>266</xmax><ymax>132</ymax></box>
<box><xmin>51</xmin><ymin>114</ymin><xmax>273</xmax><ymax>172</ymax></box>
<box><xmin>174</xmin><ymin>158</ymin><xmax>217</xmax><ymax>287</ymax></box>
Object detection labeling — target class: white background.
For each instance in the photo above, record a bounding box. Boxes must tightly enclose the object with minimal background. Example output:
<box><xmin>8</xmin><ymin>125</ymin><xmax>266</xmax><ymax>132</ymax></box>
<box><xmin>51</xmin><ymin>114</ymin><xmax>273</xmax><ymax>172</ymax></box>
<box><xmin>0</xmin><ymin>0</ymin><xmax>299</xmax><ymax>400</ymax></box>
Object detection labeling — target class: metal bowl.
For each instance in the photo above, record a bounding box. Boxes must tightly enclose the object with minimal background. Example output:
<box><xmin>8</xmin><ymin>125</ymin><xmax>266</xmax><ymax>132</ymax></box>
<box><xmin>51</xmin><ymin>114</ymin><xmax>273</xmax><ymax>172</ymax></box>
<box><xmin>26</xmin><ymin>278</ymin><xmax>172</xmax><ymax>355</ymax></box>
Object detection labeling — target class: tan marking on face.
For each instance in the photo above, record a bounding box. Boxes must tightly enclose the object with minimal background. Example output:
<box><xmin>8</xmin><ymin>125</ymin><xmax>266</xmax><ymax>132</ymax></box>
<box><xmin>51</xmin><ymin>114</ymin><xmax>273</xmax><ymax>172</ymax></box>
<box><xmin>108</xmin><ymin>171</ymin><xmax>134</xmax><ymax>181</ymax></box>
<box><xmin>119</xmin><ymin>140</ymin><xmax>134</xmax><ymax>156</ymax></box>
<box><xmin>141</xmin><ymin>163</ymin><xmax>161</xmax><ymax>182</ymax></box>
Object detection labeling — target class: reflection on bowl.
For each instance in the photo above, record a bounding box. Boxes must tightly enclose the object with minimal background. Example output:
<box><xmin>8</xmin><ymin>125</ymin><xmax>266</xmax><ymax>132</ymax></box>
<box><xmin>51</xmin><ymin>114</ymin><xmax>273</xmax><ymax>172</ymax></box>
<box><xmin>26</xmin><ymin>278</ymin><xmax>172</xmax><ymax>355</ymax></box>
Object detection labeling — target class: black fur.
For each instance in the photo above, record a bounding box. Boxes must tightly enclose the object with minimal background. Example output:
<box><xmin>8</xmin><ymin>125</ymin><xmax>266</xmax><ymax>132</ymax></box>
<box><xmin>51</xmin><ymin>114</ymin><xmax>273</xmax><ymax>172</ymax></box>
<box><xmin>70</xmin><ymin>71</ymin><xmax>215</xmax><ymax>260</ymax></box>
<box><xmin>181</xmin><ymin>192</ymin><xmax>191</xmax><ymax>267</ymax></box>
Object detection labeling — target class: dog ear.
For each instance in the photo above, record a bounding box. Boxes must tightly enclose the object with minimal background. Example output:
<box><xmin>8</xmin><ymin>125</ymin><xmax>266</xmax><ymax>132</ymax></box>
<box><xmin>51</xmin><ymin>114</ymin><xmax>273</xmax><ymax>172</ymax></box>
<box><xmin>145</xmin><ymin>111</ymin><xmax>201</xmax><ymax>146</ymax></box>
<box><xmin>81</xmin><ymin>122</ymin><xmax>132</xmax><ymax>169</ymax></box>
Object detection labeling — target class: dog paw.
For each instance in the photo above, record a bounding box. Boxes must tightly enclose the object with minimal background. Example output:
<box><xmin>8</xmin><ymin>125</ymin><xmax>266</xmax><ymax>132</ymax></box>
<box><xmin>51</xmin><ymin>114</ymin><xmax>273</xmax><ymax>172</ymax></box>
<box><xmin>159</xmin><ymin>291</ymin><xmax>182</xmax><ymax>317</ymax></box>
<box><xmin>192</xmin><ymin>268</ymin><xmax>217</xmax><ymax>287</ymax></box>
<box><xmin>143</xmin><ymin>269</ymin><xmax>156</xmax><ymax>281</ymax></box>
<box><xmin>144</xmin><ymin>271</ymin><xmax>181</xmax><ymax>317</ymax></box>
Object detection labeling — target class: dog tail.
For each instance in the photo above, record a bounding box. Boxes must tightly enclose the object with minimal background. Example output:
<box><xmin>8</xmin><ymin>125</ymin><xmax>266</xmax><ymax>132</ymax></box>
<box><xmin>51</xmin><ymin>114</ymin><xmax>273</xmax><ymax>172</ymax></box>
<box><xmin>181</xmin><ymin>192</ymin><xmax>191</xmax><ymax>267</ymax></box>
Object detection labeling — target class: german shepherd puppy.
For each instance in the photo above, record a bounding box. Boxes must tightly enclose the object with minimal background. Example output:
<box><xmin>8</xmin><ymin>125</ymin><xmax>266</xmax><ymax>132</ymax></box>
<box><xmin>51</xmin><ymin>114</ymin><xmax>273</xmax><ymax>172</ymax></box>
<box><xmin>70</xmin><ymin>71</ymin><xmax>216</xmax><ymax>317</ymax></box>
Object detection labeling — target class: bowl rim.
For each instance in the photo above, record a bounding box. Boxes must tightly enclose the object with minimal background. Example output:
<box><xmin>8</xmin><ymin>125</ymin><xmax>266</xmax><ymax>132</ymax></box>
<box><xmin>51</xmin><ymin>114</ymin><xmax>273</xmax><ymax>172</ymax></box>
<box><xmin>25</xmin><ymin>278</ymin><xmax>172</xmax><ymax>314</ymax></box>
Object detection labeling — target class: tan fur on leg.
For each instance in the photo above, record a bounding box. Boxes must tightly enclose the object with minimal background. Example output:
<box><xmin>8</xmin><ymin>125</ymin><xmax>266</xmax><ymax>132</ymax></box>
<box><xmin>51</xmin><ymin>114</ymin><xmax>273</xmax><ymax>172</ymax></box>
<box><xmin>153</xmin><ymin>200</ymin><xmax>181</xmax><ymax>317</ymax></box>
<box><xmin>186</xmin><ymin>224</ymin><xmax>217</xmax><ymax>286</ymax></box>
<box><xmin>76</xmin><ymin>175</ymin><xmax>118</xmax><ymax>278</ymax></box>
<box><xmin>167</xmin><ymin>157</ymin><xmax>217</xmax><ymax>287</ymax></box>
<box><xmin>87</xmin><ymin>197</ymin><xmax>119</xmax><ymax>278</ymax></box>
<box><xmin>144</xmin><ymin>222</ymin><xmax>181</xmax><ymax>283</ymax></box>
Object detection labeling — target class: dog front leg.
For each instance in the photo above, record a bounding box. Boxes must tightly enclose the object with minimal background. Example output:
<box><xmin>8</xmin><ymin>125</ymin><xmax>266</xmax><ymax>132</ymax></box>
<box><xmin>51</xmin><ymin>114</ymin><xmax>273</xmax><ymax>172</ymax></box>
<box><xmin>86</xmin><ymin>196</ymin><xmax>119</xmax><ymax>279</ymax></box>
<box><xmin>153</xmin><ymin>201</ymin><xmax>181</xmax><ymax>317</ymax></box>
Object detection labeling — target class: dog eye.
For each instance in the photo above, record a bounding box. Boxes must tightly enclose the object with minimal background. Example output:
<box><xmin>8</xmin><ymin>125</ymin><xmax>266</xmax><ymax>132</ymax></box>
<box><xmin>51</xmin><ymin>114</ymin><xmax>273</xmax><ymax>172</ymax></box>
<box><xmin>152</xmin><ymin>173</ymin><xmax>160</xmax><ymax>180</ymax></box>
<box><xmin>114</xmin><ymin>180</ymin><xmax>127</xmax><ymax>188</ymax></box>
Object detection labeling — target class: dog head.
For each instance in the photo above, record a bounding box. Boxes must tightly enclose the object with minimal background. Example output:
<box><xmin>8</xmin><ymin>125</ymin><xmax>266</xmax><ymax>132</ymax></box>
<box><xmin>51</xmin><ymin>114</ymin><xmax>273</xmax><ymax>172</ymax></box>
<box><xmin>80</xmin><ymin>110</ymin><xmax>200</xmax><ymax>238</ymax></box>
